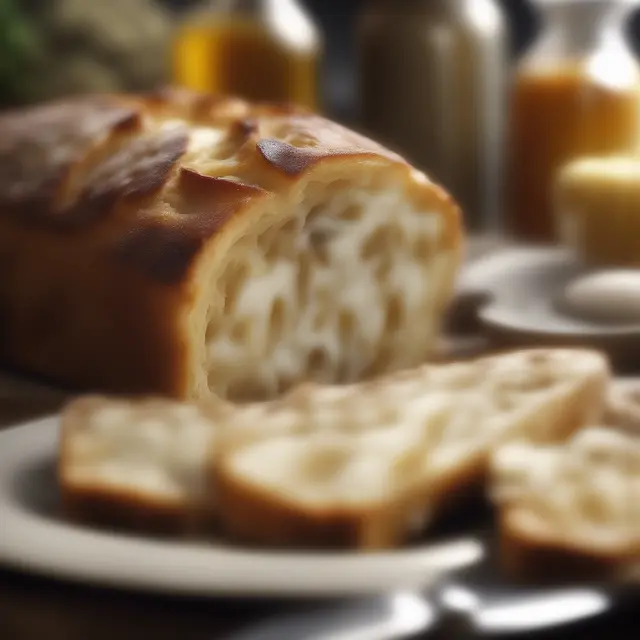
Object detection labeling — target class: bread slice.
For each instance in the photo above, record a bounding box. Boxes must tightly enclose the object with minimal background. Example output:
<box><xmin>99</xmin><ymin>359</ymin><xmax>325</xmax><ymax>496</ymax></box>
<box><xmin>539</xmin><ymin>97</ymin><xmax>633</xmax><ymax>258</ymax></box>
<box><xmin>214</xmin><ymin>348</ymin><xmax>609</xmax><ymax>549</ymax></box>
<box><xmin>59</xmin><ymin>394</ymin><xmax>229</xmax><ymax>536</ymax></box>
<box><xmin>0</xmin><ymin>88</ymin><xmax>461</xmax><ymax>404</ymax></box>
<box><xmin>491</xmin><ymin>428</ymin><xmax>640</xmax><ymax>584</ymax></box>
<box><xmin>59</xmin><ymin>348</ymin><xmax>609</xmax><ymax>547</ymax></box>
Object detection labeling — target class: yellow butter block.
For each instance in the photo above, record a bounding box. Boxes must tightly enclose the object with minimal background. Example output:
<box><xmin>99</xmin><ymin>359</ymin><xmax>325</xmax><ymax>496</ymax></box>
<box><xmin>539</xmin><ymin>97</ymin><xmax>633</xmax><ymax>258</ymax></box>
<box><xmin>556</xmin><ymin>156</ymin><xmax>640</xmax><ymax>267</ymax></box>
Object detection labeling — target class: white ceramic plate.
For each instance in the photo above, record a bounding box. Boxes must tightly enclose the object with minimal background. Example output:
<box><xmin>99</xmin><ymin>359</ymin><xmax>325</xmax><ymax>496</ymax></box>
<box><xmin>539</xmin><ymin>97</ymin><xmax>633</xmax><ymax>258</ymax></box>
<box><xmin>0</xmin><ymin>417</ymin><xmax>483</xmax><ymax>599</ymax></box>
<box><xmin>459</xmin><ymin>247</ymin><xmax>640</xmax><ymax>341</ymax></box>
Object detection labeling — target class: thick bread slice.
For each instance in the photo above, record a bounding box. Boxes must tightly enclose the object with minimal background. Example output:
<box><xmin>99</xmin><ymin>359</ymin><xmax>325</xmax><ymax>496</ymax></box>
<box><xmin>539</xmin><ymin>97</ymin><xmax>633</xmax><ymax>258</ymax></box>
<box><xmin>59</xmin><ymin>394</ymin><xmax>228</xmax><ymax>535</ymax></box>
<box><xmin>491</xmin><ymin>428</ymin><xmax>640</xmax><ymax>584</ymax></box>
<box><xmin>0</xmin><ymin>88</ymin><xmax>461</xmax><ymax>403</ymax></box>
<box><xmin>215</xmin><ymin>391</ymin><xmax>454</xmax><ymax>549</ymax></box>
<box><xmin>214</xmin><ymin>349</ymin><xmax>610</xmax><ymax>549</ymax></box>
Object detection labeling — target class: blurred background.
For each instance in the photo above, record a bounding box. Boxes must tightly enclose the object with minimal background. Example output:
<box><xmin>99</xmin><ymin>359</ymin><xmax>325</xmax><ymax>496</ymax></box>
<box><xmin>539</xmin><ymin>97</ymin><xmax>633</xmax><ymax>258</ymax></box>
<box><xmin>4</xmin><ymin>0</ymin><xmax>640</xmax><ymax>242</ymax></box>
<box><xmin>6</xmin><ymin>1</ymin><xmax>640</xmax><ymax>117</ymax></box>
<box><xmin>164</xmin><ymin>0</ymin><xmax>543</xmax><ymax>124</ymax></box>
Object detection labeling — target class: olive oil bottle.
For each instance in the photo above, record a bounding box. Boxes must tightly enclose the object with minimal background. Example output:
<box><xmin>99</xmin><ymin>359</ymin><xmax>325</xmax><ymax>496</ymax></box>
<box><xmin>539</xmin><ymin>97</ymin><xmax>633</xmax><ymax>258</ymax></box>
<box><xmin>172</xmin><ymin>0</ymin><xmax>322</xmax><ymax>110</ymax></box>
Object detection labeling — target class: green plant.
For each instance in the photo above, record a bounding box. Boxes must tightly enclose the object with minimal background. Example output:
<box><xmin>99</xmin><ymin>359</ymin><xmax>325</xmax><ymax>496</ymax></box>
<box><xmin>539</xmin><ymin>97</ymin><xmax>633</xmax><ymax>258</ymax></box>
<box><xmin>0</xmin><ymin>0</ymin><xmax>44</xmax><ymax>105</ymax></box>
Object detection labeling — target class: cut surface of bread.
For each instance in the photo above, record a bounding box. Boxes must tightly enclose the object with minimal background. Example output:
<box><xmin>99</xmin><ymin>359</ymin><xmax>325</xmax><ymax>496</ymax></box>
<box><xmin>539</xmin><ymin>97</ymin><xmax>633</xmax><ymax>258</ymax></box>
<box><xmin>0</xmin><ymin>88</ymin><xmax>461</xmax><ymax>403</ymax></box>
<box><xmin>491</xmin><ymin>428</ymin><xmax>640</xmax><ymax>583</ymax></box>
<box><xmin>215</xmin><ymin>349</ymin><xmax>609</xmax><ymax>548</ymax></box>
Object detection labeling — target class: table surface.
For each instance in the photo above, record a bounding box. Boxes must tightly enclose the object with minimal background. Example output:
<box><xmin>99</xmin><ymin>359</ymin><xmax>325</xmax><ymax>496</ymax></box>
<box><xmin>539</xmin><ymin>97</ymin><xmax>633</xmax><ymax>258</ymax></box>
<box><xmin>0</xmin><ymin>236</ymin><xmax>636</xmax><ymax>640</ymax></box>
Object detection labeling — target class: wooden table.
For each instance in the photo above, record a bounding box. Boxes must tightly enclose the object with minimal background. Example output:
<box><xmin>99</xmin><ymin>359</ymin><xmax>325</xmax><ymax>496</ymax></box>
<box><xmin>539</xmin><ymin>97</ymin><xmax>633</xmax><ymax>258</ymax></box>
<box><xmin>0</xmin><ymin>237</ymin><xmax>636</xmax><ymax>640</ymax></box>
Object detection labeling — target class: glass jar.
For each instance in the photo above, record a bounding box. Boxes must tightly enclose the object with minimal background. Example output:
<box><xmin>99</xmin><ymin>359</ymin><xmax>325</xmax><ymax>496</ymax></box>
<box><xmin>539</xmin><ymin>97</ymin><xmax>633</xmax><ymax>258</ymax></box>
<box><xmin>357</xmin><ymin>0</ymin><xmax>508</xmax><ymax>231</ymax></box>
<box><xmin>172</xmin><ymin>0</ymin><xmax>322</xmax><ymax>110</ymax></box>
<box><xmin>505</xmin><ymin>0</ymin><xmax>640</xmax><ymax>243</ymax></box>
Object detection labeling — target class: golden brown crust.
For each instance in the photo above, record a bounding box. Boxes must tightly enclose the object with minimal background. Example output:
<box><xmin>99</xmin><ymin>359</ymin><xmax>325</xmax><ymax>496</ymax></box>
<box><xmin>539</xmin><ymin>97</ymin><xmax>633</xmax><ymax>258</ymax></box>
<box><xmin>114</xmin><ymin>170</ymin><xmax>268</xmax><ymax>284</ymax></box>
<box><xmin>0</xmin><ymin>87</ymin><xmax>461</xmax><ymax>399</ymax></box>
<box><xmin>60</xmin><ymin>484</ymin><xmax>197</xmax><ymax>537</ymax></box>
<box><xmin>0</xmin><ymin>88</ymin><xmax>434</xmax><ymax>278</ymax></box>
<box><xmin>0</xmin><ymin>98</ymin><xmax>140</xmax><ymax>218</ymax></box>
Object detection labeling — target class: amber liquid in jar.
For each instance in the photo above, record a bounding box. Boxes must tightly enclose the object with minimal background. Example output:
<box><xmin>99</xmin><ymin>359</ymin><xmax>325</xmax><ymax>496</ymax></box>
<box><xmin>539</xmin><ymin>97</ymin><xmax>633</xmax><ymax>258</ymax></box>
<box><xmin>173</xmin><ymin>19</ymin><xmax>319</xmax><ymax>110</ymax></box>
<box><xmin>506</xmin><ymin>64</ymin><xmax>640</xmax><ymax>242</ymax></box>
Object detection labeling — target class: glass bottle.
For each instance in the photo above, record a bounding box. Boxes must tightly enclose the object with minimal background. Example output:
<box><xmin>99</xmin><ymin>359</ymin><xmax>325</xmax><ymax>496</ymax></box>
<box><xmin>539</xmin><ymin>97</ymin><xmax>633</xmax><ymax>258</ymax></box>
<box><xmin>172</xmin><ymin>0</ymin><xmax>322</xmax><ymax>110</ymax></box>
<box><xmin>357</xmin><ymin>0</ymin><xmax>508</xmax><ymax>232</ymax></box>
<box><xmin>505</xmin><ymin>0</ymin><xmax>640</xmax><ymax>243</ymax></box>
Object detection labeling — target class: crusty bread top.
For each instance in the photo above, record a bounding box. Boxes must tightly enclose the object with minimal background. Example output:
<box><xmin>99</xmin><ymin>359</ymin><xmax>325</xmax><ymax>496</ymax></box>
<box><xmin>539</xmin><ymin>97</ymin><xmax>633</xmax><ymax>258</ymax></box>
<box><xmin>0</xmin><ymin>87</ymin><xmax>458</xmax><ymax>285</ymax></box>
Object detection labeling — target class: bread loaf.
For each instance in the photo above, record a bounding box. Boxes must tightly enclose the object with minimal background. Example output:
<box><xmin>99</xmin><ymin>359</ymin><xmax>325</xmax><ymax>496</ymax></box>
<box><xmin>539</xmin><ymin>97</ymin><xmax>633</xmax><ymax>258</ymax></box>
<box><xmin>491</xmin><ymin>428</ymin><xmax>640</xmax><ymax>583</ymax></box>
<box><xmin>0</xmin><ymin>88</ymin><xmax>461</xmax><ymax>402</ymax></box>
<box><xmin>60</xmin><ymin>348</ymin><xmax>609</xmax><ymax>549</ymax></box>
